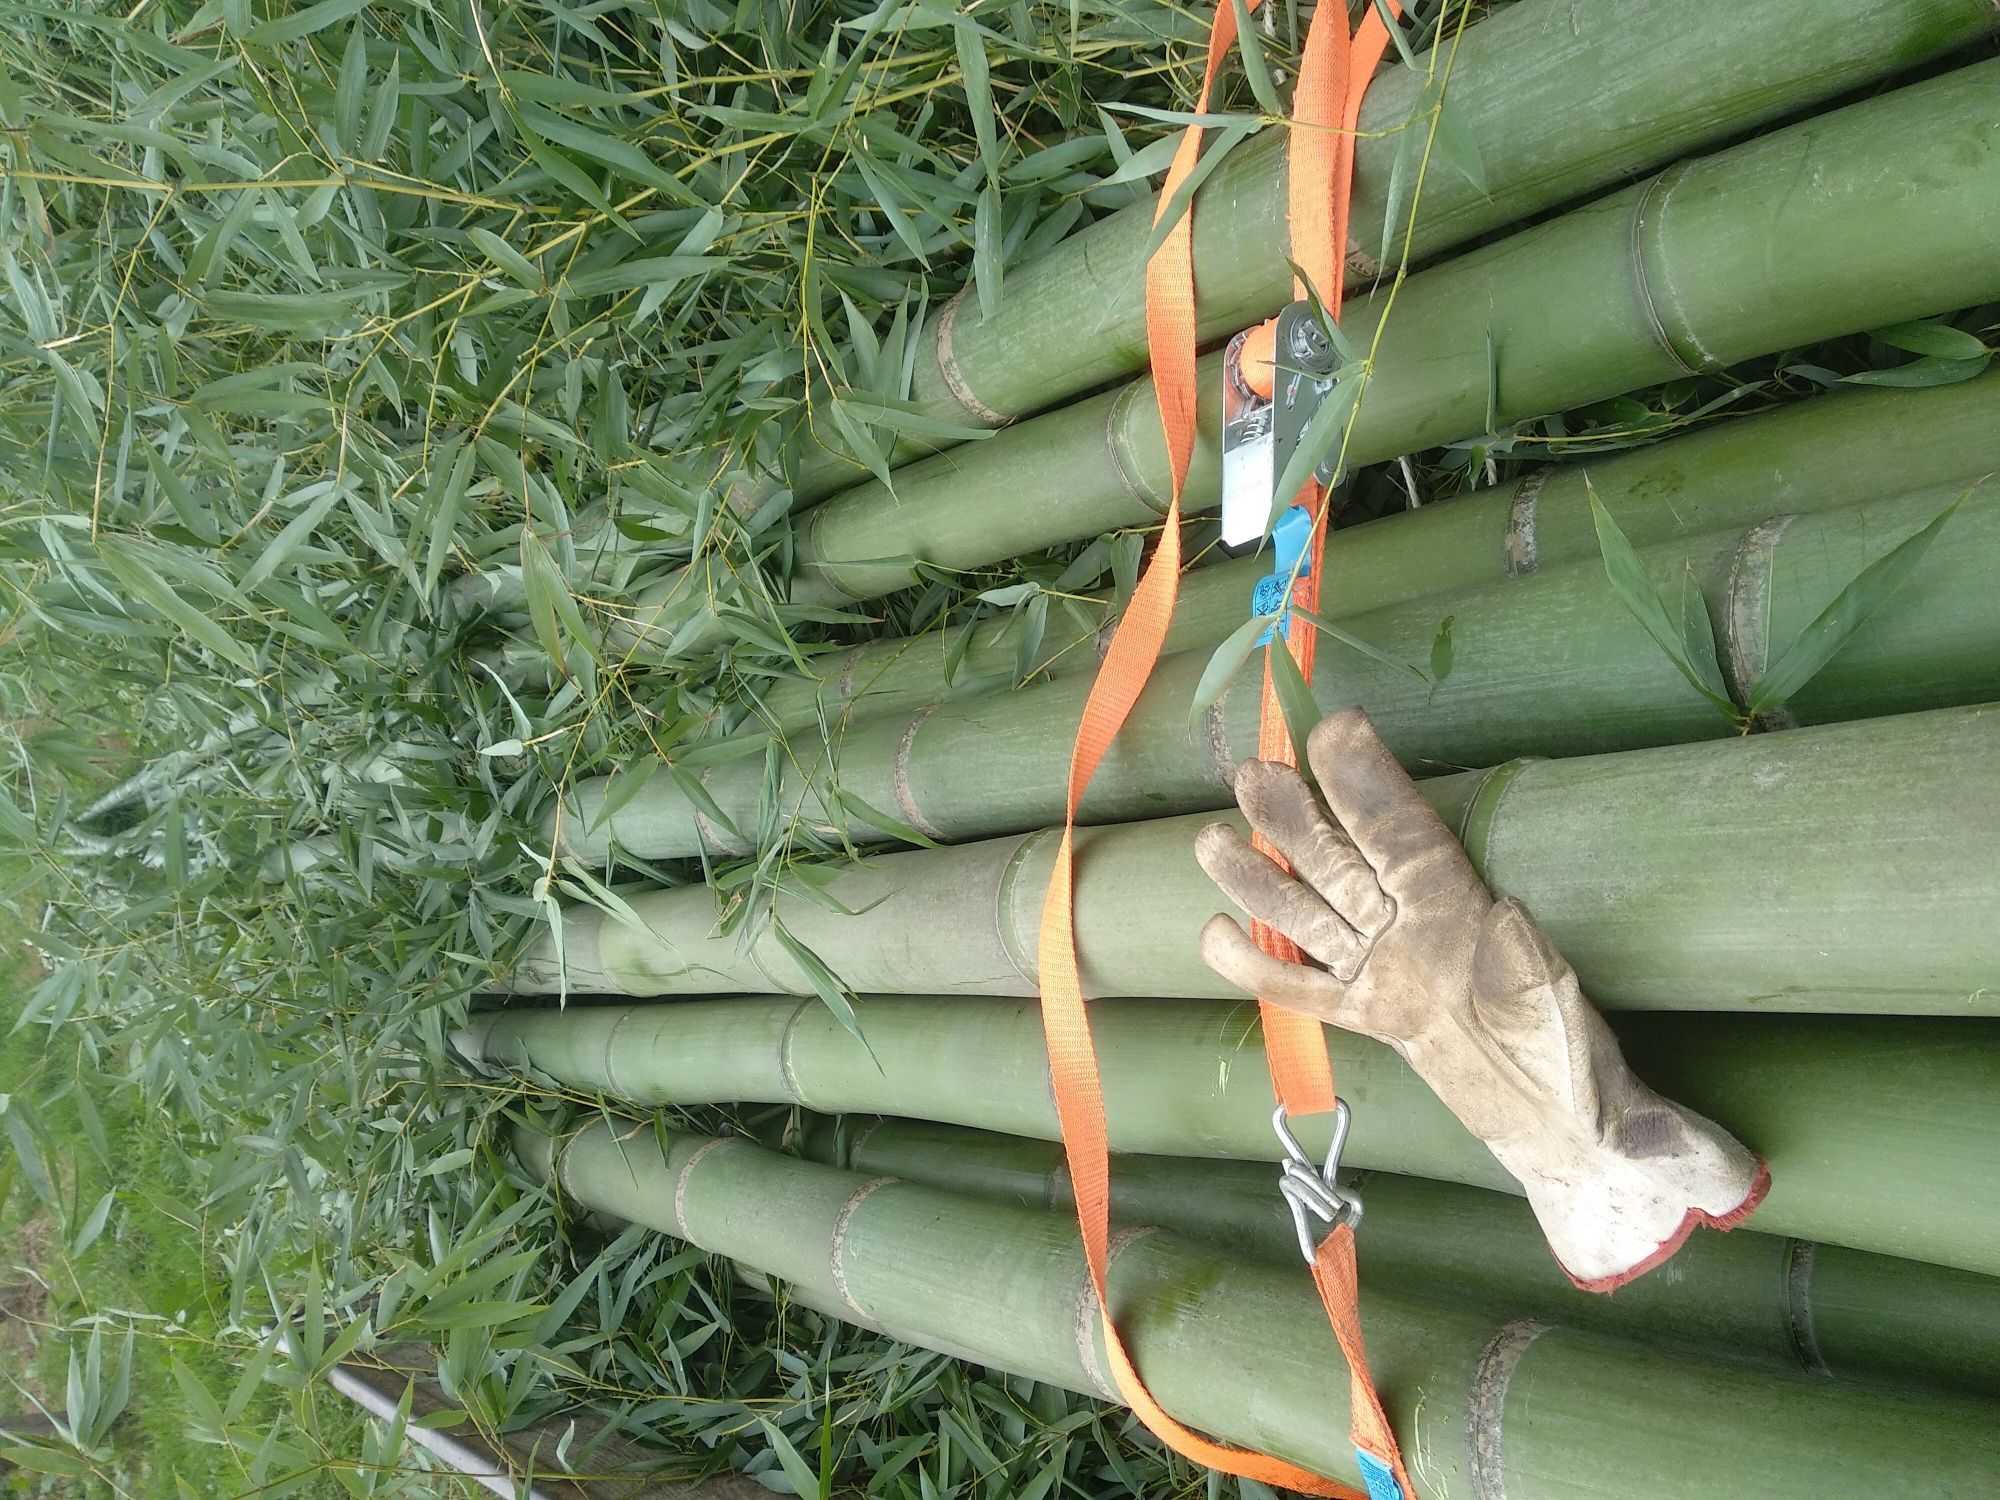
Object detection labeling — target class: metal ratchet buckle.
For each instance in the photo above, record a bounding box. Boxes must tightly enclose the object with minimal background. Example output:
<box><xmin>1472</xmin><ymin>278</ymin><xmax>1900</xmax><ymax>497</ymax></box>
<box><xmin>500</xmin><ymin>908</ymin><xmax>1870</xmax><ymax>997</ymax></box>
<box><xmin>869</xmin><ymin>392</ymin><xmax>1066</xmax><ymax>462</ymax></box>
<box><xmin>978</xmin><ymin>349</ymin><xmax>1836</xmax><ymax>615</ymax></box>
<box><xmin>1273</xmin><ymin>1100</ymin><xmax>1364</xmax><ymax>1266</ymax></box>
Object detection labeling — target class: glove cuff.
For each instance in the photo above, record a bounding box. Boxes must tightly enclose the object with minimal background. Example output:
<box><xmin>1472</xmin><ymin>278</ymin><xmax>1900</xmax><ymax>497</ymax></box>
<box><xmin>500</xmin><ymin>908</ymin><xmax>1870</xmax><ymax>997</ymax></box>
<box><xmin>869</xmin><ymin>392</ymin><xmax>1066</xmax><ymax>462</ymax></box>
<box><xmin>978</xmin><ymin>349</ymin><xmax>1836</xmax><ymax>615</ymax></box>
<box><xmin>1558</xmin><ymin>1158</ymin><xmax>1771</xmax><ymax>1293</ymax></box>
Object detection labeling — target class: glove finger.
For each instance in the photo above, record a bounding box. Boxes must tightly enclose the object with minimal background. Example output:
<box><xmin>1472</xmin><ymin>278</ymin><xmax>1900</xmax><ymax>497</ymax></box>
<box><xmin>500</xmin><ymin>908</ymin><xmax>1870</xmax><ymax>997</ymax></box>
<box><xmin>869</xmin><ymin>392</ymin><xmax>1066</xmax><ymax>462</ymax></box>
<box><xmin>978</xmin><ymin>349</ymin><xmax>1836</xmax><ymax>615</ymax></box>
<box><xmin>1234</xmin><ymin>759</ymin><xmax>1394</xmax><ymax>937</ymax></box>
<box><xmin>1304</xmin><ymin>705</ymin><xmax>1477</xmax><ymax>906</ymax></box>
<box><xmin>1194</xmin><ymin>822</ymin><xmax>1366</xmax><ymax>978</ymax></box>
<box><xmin>1199</xmin><ymin>913</ymin><xmax>1359</xmax><ymax>1022</ymax></box>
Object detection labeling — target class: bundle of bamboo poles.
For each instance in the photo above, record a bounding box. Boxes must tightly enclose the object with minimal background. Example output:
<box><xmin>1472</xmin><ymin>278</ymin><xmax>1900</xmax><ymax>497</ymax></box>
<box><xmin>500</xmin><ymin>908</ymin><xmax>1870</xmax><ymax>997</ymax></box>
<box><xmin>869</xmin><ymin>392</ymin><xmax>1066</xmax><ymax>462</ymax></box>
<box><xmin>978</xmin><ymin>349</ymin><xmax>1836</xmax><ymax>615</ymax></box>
<box><xmin>448</xmin><ymin>0</ymin><xmax>2000</xmax><ymax>624</ymax></box>
<box><xmin>470</xmin><ymin>54</ymin><xmax>2000</xmax><ymax>661</ymax></box>
<box><xmin>467</xmin><ymin>13</ymin><xmax>2000</xmax><ymax>1491</ymax></box>
<box><xmin>506</xmin><ymin>1117</ymin><xmax>2000</xmax><ymax>1496</ymax></box>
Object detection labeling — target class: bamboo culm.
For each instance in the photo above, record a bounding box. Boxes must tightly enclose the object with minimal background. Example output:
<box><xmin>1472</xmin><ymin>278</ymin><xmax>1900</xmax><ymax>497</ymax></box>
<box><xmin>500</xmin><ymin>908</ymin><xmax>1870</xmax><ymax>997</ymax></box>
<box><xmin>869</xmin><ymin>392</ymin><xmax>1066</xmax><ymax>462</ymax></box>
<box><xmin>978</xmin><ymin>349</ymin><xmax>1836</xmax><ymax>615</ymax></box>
<box><xmin>519</xmin><ymin>703</ymin><xmax>2000</xmax><ymax>1016</ymax></box>
<box><xmin>511</xmin><ymin>1118</ymin><xmax>2000</xmax><ymax>1497</ymax></box>
<box><xmin>561</xmin><ymin>480</ymin><xmax>2000</xmax><ymax>862</ymax></box>
<box><xmin>531</xmin><ymin>59</ymin><xmax>2000</xmax><ymax>662</ymax></box>
<box><xmin>746</xmin><ymin>370</ymin><xmax>2000</xmax><ymax>738</ymax></box>
<box><xmin>465</xmin><ymin>998</ymin><xmax>2000</xmax><ymax>1280</ymax></box>
<box><xmin>775</xmin><ymin>1113</ymin><xmax>2000</xmax><ymax>1402</ymax></box>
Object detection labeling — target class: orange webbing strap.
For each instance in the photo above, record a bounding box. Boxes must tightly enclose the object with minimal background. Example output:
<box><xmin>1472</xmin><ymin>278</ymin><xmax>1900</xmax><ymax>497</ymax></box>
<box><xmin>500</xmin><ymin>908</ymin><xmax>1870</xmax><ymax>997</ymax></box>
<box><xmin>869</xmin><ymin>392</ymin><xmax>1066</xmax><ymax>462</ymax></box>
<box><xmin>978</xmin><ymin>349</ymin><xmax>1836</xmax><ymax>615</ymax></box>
<box><xmin>1253</xmin><ymin>7</ymin><xmax>1413</xmax><ymax>1497</ymax></box>
<box><xmin>1035</xmin><ymin>2</ymin><xmax>1409</xmax><ymax>1495</ymax></box>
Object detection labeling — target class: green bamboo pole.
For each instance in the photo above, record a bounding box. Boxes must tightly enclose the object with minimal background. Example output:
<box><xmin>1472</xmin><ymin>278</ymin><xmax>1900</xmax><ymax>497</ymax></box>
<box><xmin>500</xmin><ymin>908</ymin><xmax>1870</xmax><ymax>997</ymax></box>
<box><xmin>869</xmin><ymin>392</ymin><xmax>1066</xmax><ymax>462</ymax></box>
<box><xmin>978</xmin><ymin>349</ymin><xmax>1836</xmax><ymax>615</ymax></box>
<box><xmin>777</xmin><ymin>0</ymin><xmax>2000</xmax><ymax>501</ymax></box>
<box><xmin>468</xmin><ymin>998</ymin><xmax>2000</xmax><ymax>1278</ymax></box>
<box><xmin>514</xmin><ymin>1118</ymin><xmax>2000</xmax><ymax>1495</ymax></box>
<box><xmin>563</xmin><ymin>480</ymin><xmax>2000</xmax><ymax>860</ymax></box>
<box><xmin>598</xmin><ymin>59</ymin><xmax>2000</xmax><ymax>661</ymax></box>
<box><xmin>753</xmin><ymin>369</ymin><xmax>2000</xmax><ymax>738</ymax></box>
<box><xmin>522</xmin><ymin>702</ymin><xmax>2000</xmax><ymax>1016</ymax></box>
<box><xmin>775</xmin><ymin>1113</ymin><xmax>2000</xmax><ymax>1400</ymax></box>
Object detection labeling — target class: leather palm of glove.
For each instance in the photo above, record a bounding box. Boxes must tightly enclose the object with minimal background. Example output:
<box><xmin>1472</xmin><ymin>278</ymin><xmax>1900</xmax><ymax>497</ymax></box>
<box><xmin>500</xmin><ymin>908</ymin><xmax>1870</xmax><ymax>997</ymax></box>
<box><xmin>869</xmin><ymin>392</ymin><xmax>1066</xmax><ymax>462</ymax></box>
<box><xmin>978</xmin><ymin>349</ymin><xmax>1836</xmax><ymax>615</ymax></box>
<box><xmin>1196</xmin><ymin>706</ymin><xmax>1768</xmax><ymax>1290</ymax></box>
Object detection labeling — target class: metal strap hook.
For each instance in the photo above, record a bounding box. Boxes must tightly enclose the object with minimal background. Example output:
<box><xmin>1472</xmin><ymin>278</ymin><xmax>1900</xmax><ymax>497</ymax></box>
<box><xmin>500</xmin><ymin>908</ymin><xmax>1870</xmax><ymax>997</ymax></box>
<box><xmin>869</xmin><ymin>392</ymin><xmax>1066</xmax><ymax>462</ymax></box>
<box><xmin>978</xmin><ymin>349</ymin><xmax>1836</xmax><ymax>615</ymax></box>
<box><xmin>1273</xmin><ymin>1101</ymin><xmax>1364</xmax><ymax>1265</ymax></box>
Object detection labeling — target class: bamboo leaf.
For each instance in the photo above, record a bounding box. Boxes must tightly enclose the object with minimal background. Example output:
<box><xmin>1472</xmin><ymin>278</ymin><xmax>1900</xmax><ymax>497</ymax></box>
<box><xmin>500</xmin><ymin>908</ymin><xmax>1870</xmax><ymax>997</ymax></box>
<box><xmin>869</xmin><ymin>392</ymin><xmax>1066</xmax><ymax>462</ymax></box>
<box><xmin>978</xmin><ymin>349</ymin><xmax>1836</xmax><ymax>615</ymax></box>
<box><xmin>1293</xmin><ymin>606</ymin><xmax>1428</xmax><ymax>683</ymax></box>
<box><xmin>524</xmin><ymin>106</ymin><xmax>700</xmax><ymax>207</ymax></box>
<box><xmin>504</xmin><ymin>102</ymin><xmax>636</xmax><ymax>237</ymax></box>
<box><xmin>1268</xmin><ymin>369</ymin><xmax>1365</xmax><ymax>529</ymax></box>
<box><xmin>832</xmin><ymin>787</ymin><xmax>940</xmax><ymax>848</ymax></box>
<box><xmin>0</xmin><ymin>1100</ymin><xmax>56</xmax><ymax>1209</ymax></box>
<box><xmin>467</xmin><ymin>228</ymin><xmax>544</xmax><ymax>291</ymax></box>
<box><xmin>519</xmin><ymin>530</ymin><xmax>599</xmax><ymax>668</ymax></box>
<box><xmin>826</xmin><ymin>398</ymin><xmax>998</xmax><ymax>444</ymax></box>
<box><xmin>666</xmin><ymin>764</ymin><xmax>743</xmax><ymax>847</ymax></box>
<box><xmin>1228</xmin><ymin>0</ymin><xmax>1286</xmax><ymax>118</ymax></box>
<box><xmin>972</xmin><ymin>182</ymin><xmax>1003</xmax><ymax>320</ymax></box>
<box><xmin>241</xmin><ymin>0</ymin><xmax>367</xmax><ymax>45</ymax></box>
<box><xmin>95</xmin><ymin>541</ymin><xmax>258</xmax><ymax>672</ymax></box>
<box><xmin>1284</xmin><ymin>261</ymin><xmax>1358</xmax><ymax>366</ymax></box>
<box><xmin>955</xmin><ymin>24</ymin><xmax>998</xmax><ymax>189</ymax></box>
<box><xmin>1587</xmin><ymin>485</ymin><xmax>1736</xmax><ymax>719</ymax></box>
<box><xmin>589</xmin><ymin>758</ymin><xmax>660</xmax><ymax>832</ymax></box>
<box><xmin>1844</xmin><ymin>354</ymin><xmax>1991</xmax><ymax>388</ymax></box>
<box><xmin>1434</xmin><ymin>93</ymin><xmax>1487</xmax><ymax>193</ymax></box>
<box><xmin>69</xmin><ymin>1190</ymin><xmax>116</xmax><ymax>1259</ymax></box>
<box><xmin>1369</xmin><ymin>0</ymin><xmax>1422</xmax><ymax>71</ymax></box>
<box><xmin>239</xmin><ymin>483</ymin><xmax>346</xmax><ymax>593</ymax></box>
<box><xmin>1096</xmin><ymin>133</ymin><xmax>1180</xmax><ymax>187</ymax></box>
<box><xmin>770</xmin><ymin>920</ymin><xmax>865</xmax><ymax>1043</ymax></box>
<box><xmin>1381</xmin><ymin>95</ymin><xmax>1425</xmax><ymax>254</ymax></box>
<box><xmin>1869</xmin><ymin>318</ymin><xmax>1988</xmax><ymax>361</ymax></box>
<box><xmin>1429</xmin><ymin>614</ymin><xmax>1455</xmax><ymax>682</ymax></box>
<box><xmin>760</xmin><ymin>1417</ymin><xmax>829</xmax><ymax>1499</ymax></box>
<box><xmin>1264</xmin><ymin>635</ymin><xmax>1321</xmax><ymax>765</ymax></box>
<box><xmin>1139</xmin><ymin>120</ymin><xmax>1259</xmax><ymax>264</ymax></box>
<box><xmin>1012</xmin><ymin>590</ymin><xmax>1049</xmax><ymax>684</ymax></box>
<box><xmin>1188</xmin><ymin>614</ymin><xmax>1274</xmax><ymax>732</ymax></box>
<box><xmin>1748</xmin><ymin>489</ymin><xmax>1972</xmax><ymax>716</ymax></box>
<box><xmin>852</xmin><ymin>150</ymin><xmax>931</xmax><ymax>265</ymax></box>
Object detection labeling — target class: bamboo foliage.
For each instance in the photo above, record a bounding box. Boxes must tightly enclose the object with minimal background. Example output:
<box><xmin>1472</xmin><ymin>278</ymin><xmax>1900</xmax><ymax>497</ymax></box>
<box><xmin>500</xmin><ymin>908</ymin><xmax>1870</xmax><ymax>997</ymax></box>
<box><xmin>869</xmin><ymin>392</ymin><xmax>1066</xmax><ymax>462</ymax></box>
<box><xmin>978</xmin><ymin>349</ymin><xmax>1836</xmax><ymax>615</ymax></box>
<box><xmin>464</xmin><ymin>996</ymin><xmax>2000</xmax><ymax>1279</ymax></box>
<box><xmin>780</xmin><ymin>1114</ymin><xmax>2000</xmax><ymax>1401</ymax></box>
<box><xmin>513</xmin><ymin>1118</ymin><xmax>2000</xmax><ymax>1497</ymax></box>
<box><xmin>545</xmin><ymin>59</ymin><xmax>2000</xmax><ymax>661</ymax></box>
<box><xmin>518</xmin><ymin>703</ymin><xmax>2000</xmax><ymax>1016</ymax></box>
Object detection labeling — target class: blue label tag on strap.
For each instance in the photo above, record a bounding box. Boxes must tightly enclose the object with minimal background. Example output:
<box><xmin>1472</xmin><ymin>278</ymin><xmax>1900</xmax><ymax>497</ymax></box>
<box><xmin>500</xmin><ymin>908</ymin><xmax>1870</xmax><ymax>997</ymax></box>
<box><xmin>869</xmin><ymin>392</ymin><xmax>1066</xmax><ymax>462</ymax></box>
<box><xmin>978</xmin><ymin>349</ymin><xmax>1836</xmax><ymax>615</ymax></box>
<box><xmin>1252</xmin><ymin>503</ymin><xmax>1316</xmax><ymax>648</ymax></box>
<box><xmin>1355</xmin><ymin>1447</ymin><xmax>1410</xmax><ymax>1500</ymax></box>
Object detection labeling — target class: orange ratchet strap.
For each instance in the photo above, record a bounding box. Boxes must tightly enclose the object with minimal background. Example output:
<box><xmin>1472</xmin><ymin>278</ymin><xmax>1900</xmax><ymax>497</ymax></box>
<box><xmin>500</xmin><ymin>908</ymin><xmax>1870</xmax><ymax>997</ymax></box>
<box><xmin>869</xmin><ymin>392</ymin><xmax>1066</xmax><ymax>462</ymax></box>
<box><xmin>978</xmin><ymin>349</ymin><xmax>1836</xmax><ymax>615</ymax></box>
<box><xmin>1036</xmin><ymin>1</ymin><xmax>1411</xmax><ymax>1496</ymax></box>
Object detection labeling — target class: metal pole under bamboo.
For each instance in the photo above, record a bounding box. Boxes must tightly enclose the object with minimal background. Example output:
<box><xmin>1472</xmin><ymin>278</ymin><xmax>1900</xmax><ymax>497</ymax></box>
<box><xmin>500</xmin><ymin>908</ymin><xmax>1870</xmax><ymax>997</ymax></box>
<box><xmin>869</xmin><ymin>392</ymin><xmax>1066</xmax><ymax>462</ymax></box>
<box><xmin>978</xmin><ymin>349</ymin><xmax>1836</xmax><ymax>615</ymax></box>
<box><xmin>563</xmin><ymin>480</ymin><xmax>2000</xmax><ymax>861</ymax></box>
<box><xmin>775</xmin><ymin>1114</ymin><xmax>2000</xmax><ymax>1402</ymax></box>
<box><xmin>517</xmin><ymin>703</ymin><xmax>2000</xmax><ymax>1017</ymax></box>
<box><xmin>567</xmin><ymin>58</ymin><xmax>2000</xmax><ymax>662</ymax></box>
<box><xmin>511</xmin><ymin>1118</ymin><xmax>2000</xmax><ymax>1497</ymax></box>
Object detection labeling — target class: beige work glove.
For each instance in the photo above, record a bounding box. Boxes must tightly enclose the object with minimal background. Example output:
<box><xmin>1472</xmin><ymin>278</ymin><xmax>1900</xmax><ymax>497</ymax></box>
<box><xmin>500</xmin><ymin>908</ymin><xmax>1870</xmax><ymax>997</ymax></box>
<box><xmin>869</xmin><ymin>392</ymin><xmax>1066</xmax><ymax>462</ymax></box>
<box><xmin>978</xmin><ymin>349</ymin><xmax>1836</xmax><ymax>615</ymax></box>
<box><xmin>1195</xmin><ymin>706</ymin><xmax>1768</xmax><ymax>1290</ymax></box>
